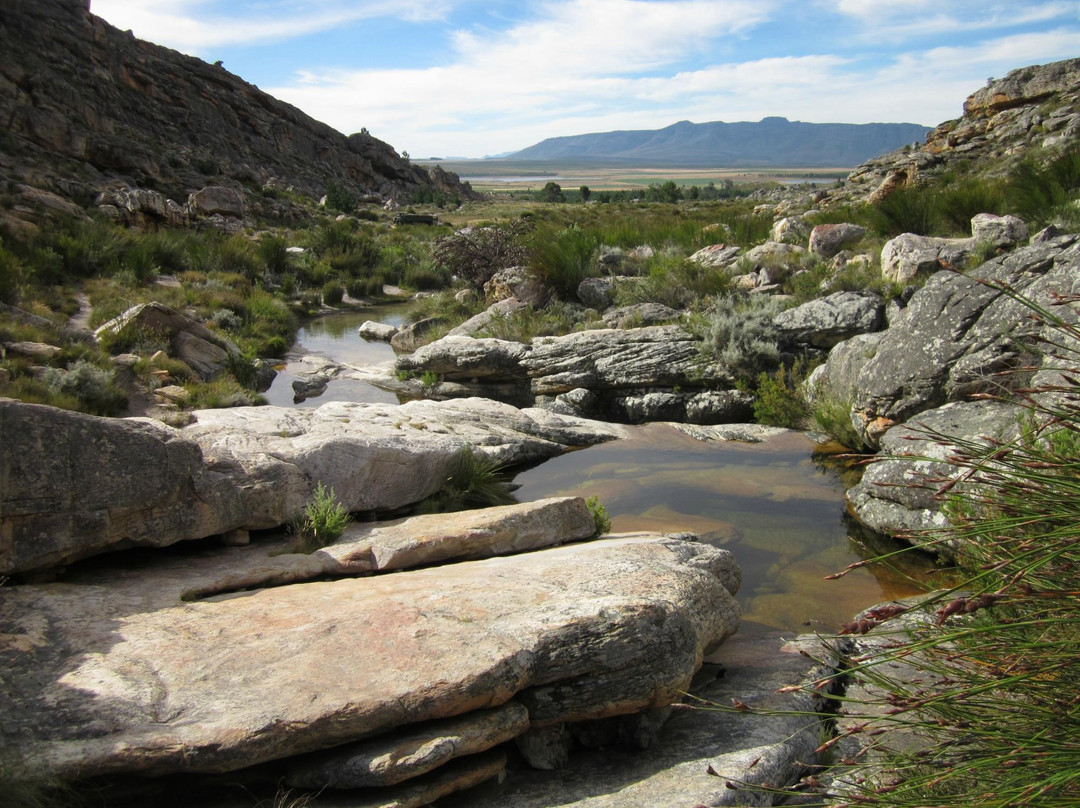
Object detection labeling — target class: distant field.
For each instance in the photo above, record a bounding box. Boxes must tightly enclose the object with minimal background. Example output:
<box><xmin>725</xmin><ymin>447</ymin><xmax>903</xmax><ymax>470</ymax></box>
<box><xmin>417</xmin><ymin>160</ymin><xmax>850</xmax><ymax>192</ymax></box>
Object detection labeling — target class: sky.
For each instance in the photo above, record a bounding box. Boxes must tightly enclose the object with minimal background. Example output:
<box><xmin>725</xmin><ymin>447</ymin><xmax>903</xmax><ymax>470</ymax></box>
<box><xmin>90</xmin><ymin>0</ymin><xmax>1080</xmax><ymax>159</ymax></box>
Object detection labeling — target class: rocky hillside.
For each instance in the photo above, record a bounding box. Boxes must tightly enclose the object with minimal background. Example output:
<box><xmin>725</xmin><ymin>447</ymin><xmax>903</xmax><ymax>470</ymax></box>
<box><xmin>508</xmin><ymin>117</ymin><xmax>931</xmax><ymax>167</ymax></box>
<box><xmin>842</xmin><ymin>57</ymin><xmax>1080</xmax><ymax>202</ymax></box>
<box><xmin>0</xmin><ymin>0</ymin><xmax>475</xmax><ymax>220</ymax></box>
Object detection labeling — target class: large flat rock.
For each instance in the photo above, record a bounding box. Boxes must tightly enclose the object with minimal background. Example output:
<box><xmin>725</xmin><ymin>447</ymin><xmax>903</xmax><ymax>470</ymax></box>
<box><xmin>0</xmin><ymin>397</ymin><xmax>625</xmax><ymax>575</ymax></box>
<box><xmin>0</xmin><ymin>534</ymin><xmax>740</xmax><ymax>783</ymax></box>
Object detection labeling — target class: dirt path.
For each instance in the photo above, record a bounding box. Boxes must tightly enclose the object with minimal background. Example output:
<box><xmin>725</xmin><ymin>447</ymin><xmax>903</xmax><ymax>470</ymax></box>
<box><xmin>66</xmin><ymin>290</ymin><xmax>92</xmax><ymax>332</ymax></box>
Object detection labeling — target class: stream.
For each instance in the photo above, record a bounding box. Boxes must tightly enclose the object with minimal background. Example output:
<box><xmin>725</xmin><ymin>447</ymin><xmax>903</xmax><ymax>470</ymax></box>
<box><xmin>265</xmin><ymin>308</ymin><xmax>929</xmax><ymax>635</ymax></box>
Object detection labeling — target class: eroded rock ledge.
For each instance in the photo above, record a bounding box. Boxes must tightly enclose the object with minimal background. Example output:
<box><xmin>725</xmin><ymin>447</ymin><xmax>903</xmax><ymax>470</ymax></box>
<box><xmin>0</xmin><ymin>498</ymin><xmax>741</xmax><ymax>803</ymax></box>
<box><xmin>0</xmin><ymin>397</ymin><xmax>625</xmax><ymax>576</ymax></box>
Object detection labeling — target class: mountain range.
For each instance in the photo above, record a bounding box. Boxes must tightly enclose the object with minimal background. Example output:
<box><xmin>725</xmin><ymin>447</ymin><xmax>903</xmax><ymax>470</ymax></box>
<box><xmin>507</xmin><ymin>117</ymin><xmax>932</xmax><ymax>166</ymax></box>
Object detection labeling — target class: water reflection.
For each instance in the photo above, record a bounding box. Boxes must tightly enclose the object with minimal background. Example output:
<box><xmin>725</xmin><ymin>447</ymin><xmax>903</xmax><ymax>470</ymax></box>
<box><xmin>262</xmin><ymin>304</ymin><xmax>411</xmax><ymax>408</ymax></box>
<box><xmin>511</xmin><ymin>422</ymin><xmax>930</xmax><ymax>633</ymax></box>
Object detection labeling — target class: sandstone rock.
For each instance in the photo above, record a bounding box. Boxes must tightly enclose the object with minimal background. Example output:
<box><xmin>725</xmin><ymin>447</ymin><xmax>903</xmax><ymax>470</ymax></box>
<box><xmin>359</xmin><ymin>321</ymin><xmax>399</xmax><ymax>341</ymax></box>
<box><xmin>391</xmin><ymin>317</ymin><xmax>447</xmax><ymax>352</ymax></box>
<box><xmin>688</xmin><ymin>244</ymin><xmax>741</xmax><ymax>269</ymax></box>
<box><xmin>601</xmin><ymin>303</ymin><xmax>680</xmax><ymax>329</ymax></box>
<box><xmin>576</xmin><ymin>277</ymin><xmax>617</xmax><ymax>309</ymax></box>
<box><xmin>446</xmin><ymin>298</ymin><xmax>529</xmax><ymax>338</ymax></box>
<box><xmin>0</xmin><ymin>398</ymin><xmax>625</xmax><ymax>575</ymax></box>
<box><xmin>515</xmin><ymin>725</ymin><xmax>572</xmax><ymax>770</ymax></box>
<box><xmin>773</xmin><ymin>291</ymin><xmax>884</xmax><ymax>349</ymax></box>
<box><xmin>525</xmin><ymin>326</ymin><xmax>727</xmax><ymax>397</ymax></box>
<box><xmin>880</xmin><ymin>232</ymin><xmax>974</xmax><ymax>284</ymax></box>
<box><xmin>291</xmin><ymin>372</ymin><xmax>330</xmax><ymax>401</ymax></box>
<box><xmin>970</xmin><ymin>212</ymin><xmax>1028</xmax><ymax>247</ymax></box>
<box><xmin>442</xmin><ymin>630</ymin><xmax>840</xmax><ymax>808</ymax></box>
<box><xmin>847</xmin><ymin>400</ymin><xmax>1022</xmax><ymax>542</ymax></box>
<box><xmin>809</xmin><ymin>223</ymin><xmax>866</xmax><ymax>258</ymax></box>
<box><xmin>16</xmin><ymin>184</ymin><xmax>89</xmax><ymax>220</ymax></box>
<box><xmin>854</xmin><ymin>234</ymin><xmax>1080</xmax><ymax>447</ymax></box>
<box><xmin>188</xmin><ymin>185</ymin><xmax>246</xmax><ymax>218</ymax></box>
<box><xmin>769</xmin><ymin>216</ymin><xmax>811</xmax><ymax>245</ymax></box>
<box><xmin>484</xmin><ymin>267</ymin><xmax>549</xmax><ymax>307</ymax></box>
<box><xmin>324</xmin><ymin>497</ymin><xmax>597</xmax><ymax>573</ymax></box>
<box><xmin>1</xmin><ymin>340</ymin><xmax>62</xmax><ymax>360</ymax></box>
<box><xmin>93</xmin><ymin>302</ymin><xmax>240</xmax><ymax>380</ymax></box>
<box><xmin>398</xmin><ymin>336</ymin><xmax>531</xmax><ymax>382</ymax></box>
<box><xmin>740</xmin><ymin>241</ymin><xmax>808</xmax><ymax>278</ymax></box>
<box><xmin>0</xmin><ymin>535</ymin><xmax>741</xmax><ymax>782</ymax></box>
<box><xmin>288</xmin><ymin>703</ymin><xmax>530</xmax><ymax>788</ymax></box>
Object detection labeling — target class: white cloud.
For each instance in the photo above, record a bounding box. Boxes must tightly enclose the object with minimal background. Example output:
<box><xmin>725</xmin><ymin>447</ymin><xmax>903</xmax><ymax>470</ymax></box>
<box><xmin>90</xmin><ymin>0</ymin><xmax>454</xmax><ymax>53</ymax></box>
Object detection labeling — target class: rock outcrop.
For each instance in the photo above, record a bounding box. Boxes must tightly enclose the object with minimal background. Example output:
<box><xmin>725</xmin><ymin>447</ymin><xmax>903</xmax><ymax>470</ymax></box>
<box><xmin>840</xmin><ymin>57</ymin><xmax>1080</xmax><ymax>204</ymax></box>
<box><xmin>0</xmin><ymin>0</ymin><xmax>475</xmax><ymax>224</ymax></box>
<box><xmin>0</xmin><ymin>501</ymin><xmax>742</xmax><ymax>799</ymax></box>
<box><xmin>0</xmin><ymin>397</ymin><xmax>625</xmax><ymax>575</ymax></box>
<box><xmin>394</xmin><ymin>326</ymin><xmax>752</xmax><ymax>424</ymax></box>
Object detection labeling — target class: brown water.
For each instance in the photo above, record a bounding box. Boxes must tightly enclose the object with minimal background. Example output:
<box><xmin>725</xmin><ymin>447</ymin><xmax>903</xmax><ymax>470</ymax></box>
<box><xmin>264</xmin><ymin>309</ymin><xmax>930</xmax><ymax>632</ymax></box>
<box><xmin>511</xmin><ymin>423</ymin><xmax>928</xmax><ymax>634</ymax></box>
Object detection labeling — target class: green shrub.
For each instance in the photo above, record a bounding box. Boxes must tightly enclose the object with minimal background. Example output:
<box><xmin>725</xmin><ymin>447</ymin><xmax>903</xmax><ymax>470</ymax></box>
<box><xmin>809</xmin><ymin>390</ymin><xmax>864</xmax><ymax>451</ymax></box>
<box><xmin>865</xmin><ymin>186</ymin><xmax>938</xmax><ymax>237</ymax></box>
<box><xmin>1006</xmin><ymin>146</ymin><xmax>1080</xmax><ymax>227</ymax></box>
<box><xmin>703</xmin><ymin>295</ymin><xmax>784</xmax><ymax>381</ymax></box>
<box><xmin>321</xmin><ymin>281</ymin><xmax>345</xmax><ymax>306</ymax></box>
<box><xmin>586</xmin><ymin>495</ymin><xmax>612</xmax><ymax>536</ymax></box>
<box><xmin>41</xmin><ymin>360</ymin><xmax>127</xmax><ymax>416</ymax></box>
<box><xmin>752</xmin><ymin>364</ymin><xmax>809</xmax><ymax>428</ymax></box>
<box><xmin>292</xmin><ymin>482</ymin><xmax>352</xmax><ymax>551</ymax></box>
<box><xmin>347</xmin><ymin>277</ymin><xmax>385</xmax><ymax>298</ymax></box>
<box><xmin>529</xmin><ymin>224</ymin><xmax>599</xmax><ymax>298</ymax></box>
<box><xmin>418</xmin><ymin>446</ymin><xmax>515</xmax><ymax>513</ymax></box>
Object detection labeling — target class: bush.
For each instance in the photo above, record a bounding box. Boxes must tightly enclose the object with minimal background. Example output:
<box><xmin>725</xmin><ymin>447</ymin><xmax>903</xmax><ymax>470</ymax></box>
<box><xmin>417</xmin><ymin>446</ymin><xmax>516</xmax><ymax>513</ymax></box>
<box><xmin>529</xmin><ymin>224</ymin><xmax>599</xmax><ymax>298</ymax></box>
<box><xmin>433</xmin><ymin>218</ymin><xmax>533</xmax><ymax>289</ymax></box>
<box><xmin>42</xmin><ymin>360</ymin><xmax>127</xmax><ymax>416</ymax></box>
<box><xmin>752</xmin><ymin>364</ymin><xmax>809</xmax><ymax>428</ymax></box>
<box><xmin>292</xmin><ymin>482</ymin><xmax>352</xmax><ymax>551</ymax></box>
<box><xmin>586</xmin><ymin>495</ymin><xmax>612</xmax><ymax>536</ymax></box>
<box><xmin>321</xmin><ymin>281</ymin><xmax>345</xmax><ymax>306</ymax></box>
<box><xmin>703</xmin><ymin>295</ymin><xmax>784</xmax><ymax>381</ymax></box>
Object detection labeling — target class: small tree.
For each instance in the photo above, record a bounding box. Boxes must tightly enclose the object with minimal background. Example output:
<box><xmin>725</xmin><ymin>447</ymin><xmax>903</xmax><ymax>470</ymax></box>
<box><xmin>579</xmin><ymin>185</ymin><xmax>591</xmax><ymax>203</ymax></box>
<box><xmin>538</xmin><ymin>181</ymin><xmax>564</xmax><ymax>203</ymax></box>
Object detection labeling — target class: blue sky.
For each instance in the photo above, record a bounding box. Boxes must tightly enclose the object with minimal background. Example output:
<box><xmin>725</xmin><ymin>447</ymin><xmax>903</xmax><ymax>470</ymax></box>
<box><xmin>90</xmin><ymin>0</ymin><xmax>1079</xmax><ymax>159</ymax></box>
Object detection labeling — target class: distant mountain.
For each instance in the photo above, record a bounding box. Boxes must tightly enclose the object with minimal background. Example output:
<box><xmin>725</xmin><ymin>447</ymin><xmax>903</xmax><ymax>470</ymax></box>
<box><xmin>507</xmin><ymin>118</ymin><xmax>932</xmax><ymax>166</ymax></box>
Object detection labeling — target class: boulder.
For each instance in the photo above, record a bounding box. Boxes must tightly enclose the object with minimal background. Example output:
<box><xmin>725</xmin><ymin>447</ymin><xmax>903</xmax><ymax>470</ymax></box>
<box><xmin>688</xmin><ymin>244</ymin><xmax>741</xmax><ymax>269</ymax></box>
<box><xmin>880</xmin><ymin>232</ymin><xmax>974</xmax><ymax>284</ymax></box>
<box><xmin>601</xmin><ymin>303</ymin><xmax>680</xmax><ymax>329</ymax></box>
<box><xmin>391</xmin><ymin>316</ymin><xmax>447</xmax><ymax>352</ymax></box>
<box><xmin>0</xmin><ymin>534</ymin><xmax>741</xmax><ymax>783</ymax></box>
<box><xmin>846</xmin><ymin>400</ymin><xmax>1022</xmax><ymax>544</ymax></box>
<box><xmin>359</xmin><ymin>321</ymin><xmax>399</xmax><ymax>341</ymax></box>
<box><xmin>577</xmin><ymin>276</ymin><xmax>618</xmax><ymax>309</ymax></box>
<box><xmin>446</xmin><ymin>298</ymin><xmax>529</xmax><ymax>338</ymax></box>
<box><xmin>1</xmin><ymin>341</ymin><xmax>62</xmax><ymax>360</ymax></box>
<box><xmin>740</xmin><ymin>241</ymin><xmax>808</xmax><ymax>279</ymax></box>
<box><xmin>809</xmin><ymin>223</ymin><xmax>866</xmax><ymax>259</ymax></box>
<box><xmin>525</xmin><ymin>326</ymin><xmax>727</xmax><ymax>397</ymax></box>
<box><xmin>0</xmin><ymin>398</ymin><xmax>625</xmax><ymax>575</ymax></box>
<box><xmin>187</xmin><ymin>185</ymin><xmax>246</xmax><ymax>218</ymax></box>
<box><xmin>970</xmin><ymin>213</ymin><xmax>1028</xmax><ymax>248</ymax></box>
<box><xmin>484</xmin><ymin>267</ymin><xmax>549</xmax><ymax>307</ymax></box>
<box><xmin>93</xmin><ymin>302</ymin><xmax>240</xmax><ymax>380</ymax></box>
<box><xmin>853</xmin><ymin>234</ymin><xmax>1080</xmax><ymax>447</ymax></box>
<box><xmin>769</xmin><ymin>216</ymin><xmax>811</xmax><ymax>245</ymax></box>
<box><xmin>398</xmin><ymin>336</ymin><xmax>531</xmax><ymax>382</ymax></box>
<box><xmin>773</xmin><ymin>291</ymin><xmax>884</xmax><ymax>349</ymax></box>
